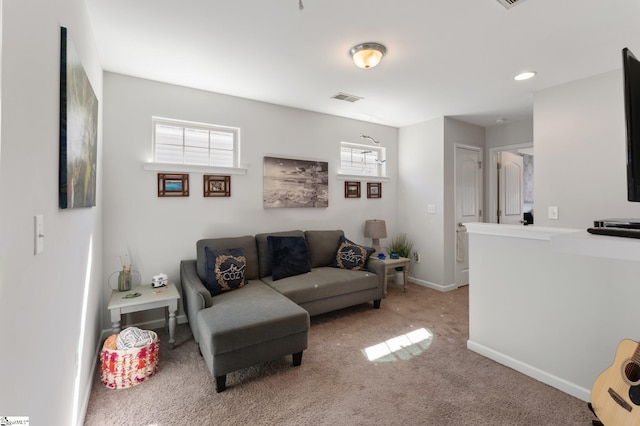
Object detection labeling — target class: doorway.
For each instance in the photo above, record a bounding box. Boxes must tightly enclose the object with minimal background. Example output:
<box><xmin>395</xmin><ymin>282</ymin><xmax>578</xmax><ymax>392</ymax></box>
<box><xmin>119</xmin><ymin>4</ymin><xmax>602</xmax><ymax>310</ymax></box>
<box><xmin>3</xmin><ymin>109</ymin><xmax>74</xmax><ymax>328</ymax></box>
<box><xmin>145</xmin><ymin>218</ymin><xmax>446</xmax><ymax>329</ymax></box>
<box><xmin>489</xmin><ymin>143</ymin><xmax>534</xmax><ymax>224</ymax></box>
<box><xmin>454</xmin><ymin>145</ymin><xmax>483</xmax><ymax>287</ymax></box>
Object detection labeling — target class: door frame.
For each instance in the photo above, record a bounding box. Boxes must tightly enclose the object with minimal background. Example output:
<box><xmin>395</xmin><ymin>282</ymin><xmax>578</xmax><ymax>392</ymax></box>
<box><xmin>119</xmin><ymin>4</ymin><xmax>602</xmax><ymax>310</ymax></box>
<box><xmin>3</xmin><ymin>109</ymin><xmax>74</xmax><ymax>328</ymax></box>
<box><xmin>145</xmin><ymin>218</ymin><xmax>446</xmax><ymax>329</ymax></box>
<box><xmin>488</xmin><ymin>142</ymin><xmax>532</xmax><ymax>223</ymax></box>
<box><xmin>454</xmin><ymin>143</ymin><xmax>483</xmax><ymax>288</ymax></box>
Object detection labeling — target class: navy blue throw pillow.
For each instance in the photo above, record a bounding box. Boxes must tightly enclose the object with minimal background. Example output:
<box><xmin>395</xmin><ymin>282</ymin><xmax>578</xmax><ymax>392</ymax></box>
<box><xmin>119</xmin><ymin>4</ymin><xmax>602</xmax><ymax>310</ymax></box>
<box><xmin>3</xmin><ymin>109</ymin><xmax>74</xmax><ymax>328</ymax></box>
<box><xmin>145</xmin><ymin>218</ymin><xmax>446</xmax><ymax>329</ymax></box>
<box><xmin>330</xmin><ymin>236</ymin><xmax>375</xmax><ymax>271</ymax></box>
<box><xmin>204</xmin><ymin>247</ymin><xmax>247</xmax><ymax>296</ymax></box>
<box><xmin>267</xmin><ymin>236</ymin><xmax>312</xmax><ymax>281</ymax></box>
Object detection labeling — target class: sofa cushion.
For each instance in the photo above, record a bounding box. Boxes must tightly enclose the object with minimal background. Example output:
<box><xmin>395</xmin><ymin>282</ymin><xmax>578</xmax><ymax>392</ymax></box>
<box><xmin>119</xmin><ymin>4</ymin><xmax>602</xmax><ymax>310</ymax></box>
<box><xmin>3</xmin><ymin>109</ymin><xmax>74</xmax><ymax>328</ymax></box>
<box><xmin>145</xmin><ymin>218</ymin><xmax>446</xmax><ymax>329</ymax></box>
<box><xmin>197</xmin><ymin>236</ymin><xmax>259</xmax><ymax>282</ymax></box>
<box><xmin>263</xmin><ymin>267</ymin><xmax>379</xmax><ymax>305</ymax></box>
<box><xmin>204</xmin><ymin>247</ymin><xmax>246</xmax><ymax>296</ymax></box>
<box><xmin>329</xmin><ymin>236</ymin><xmax>375</xmax><ymax>271</ymax></box>
<box><xmin>197</xmin><ymin>281</ymin><xmax>309</xmax><ymax>356</ymax></box>
<box><xmin>304</xmin><ymin>230</ymin><xmax>344</xmax><ymax>267</ymax></box>
<box><xmin>255</xmin><ymin>230</ymin><xmax>305</xmax><ymax>278</ymax></box>
<box><xmin>268</xmin><ymin>236</ymin><xmax>312</xmax><ymax>281</ymax></box>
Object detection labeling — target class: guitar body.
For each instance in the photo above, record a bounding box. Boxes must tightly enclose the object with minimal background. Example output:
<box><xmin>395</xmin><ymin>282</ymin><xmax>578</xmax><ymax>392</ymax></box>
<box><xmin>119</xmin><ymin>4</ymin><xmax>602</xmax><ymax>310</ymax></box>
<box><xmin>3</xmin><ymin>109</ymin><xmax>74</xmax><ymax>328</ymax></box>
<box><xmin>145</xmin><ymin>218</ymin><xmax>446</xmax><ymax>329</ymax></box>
<box><xmin>591</xmin><ymin>339</ymin><xmax>640</xmax><ymax>426</ymax></box>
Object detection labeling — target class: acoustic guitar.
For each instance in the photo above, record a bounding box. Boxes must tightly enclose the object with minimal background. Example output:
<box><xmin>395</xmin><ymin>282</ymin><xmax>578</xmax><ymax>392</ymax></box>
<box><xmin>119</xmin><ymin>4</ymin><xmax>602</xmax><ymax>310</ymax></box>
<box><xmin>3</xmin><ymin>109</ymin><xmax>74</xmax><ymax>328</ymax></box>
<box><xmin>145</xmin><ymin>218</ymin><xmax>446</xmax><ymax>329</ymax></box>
<box><xmin>591</xmin><ymin>339</ymin><xmax>640</xmax><ymax>425</ymax></box>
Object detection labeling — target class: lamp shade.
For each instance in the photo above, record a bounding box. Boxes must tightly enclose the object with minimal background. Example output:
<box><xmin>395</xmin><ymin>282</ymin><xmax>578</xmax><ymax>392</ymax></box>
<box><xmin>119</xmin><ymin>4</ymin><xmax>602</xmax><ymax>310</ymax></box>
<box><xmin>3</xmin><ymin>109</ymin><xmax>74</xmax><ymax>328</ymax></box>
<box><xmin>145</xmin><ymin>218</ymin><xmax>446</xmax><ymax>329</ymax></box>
<box><xmin>364</xmin><ymin>219</ymin><xmax>386</xmax><ymax>253</ymax></box>
<box><xmin>350</xmin><ymin>43</ymin><xmax>387</xmax><ymax>69</ymax></box>
<box><xmin>364</xmin><ymin>219</ymin><xmax>387</xmax><ymax>239</ymax></box>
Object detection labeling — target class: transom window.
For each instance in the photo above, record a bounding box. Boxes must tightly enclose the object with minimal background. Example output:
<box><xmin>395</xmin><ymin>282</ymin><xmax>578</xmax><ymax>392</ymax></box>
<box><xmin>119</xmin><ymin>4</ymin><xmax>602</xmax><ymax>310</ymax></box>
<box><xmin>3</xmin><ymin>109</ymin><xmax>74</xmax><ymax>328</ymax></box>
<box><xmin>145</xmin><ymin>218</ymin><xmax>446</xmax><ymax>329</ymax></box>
<box><xmin>340</xmin><ymin>142</ymin><xmax>386</xmax><ymax>176</ymax></box>
<box><xmin>152</xmin><ymin>117</ymin><xmax>239</xmax><ymax>167</ymax></box>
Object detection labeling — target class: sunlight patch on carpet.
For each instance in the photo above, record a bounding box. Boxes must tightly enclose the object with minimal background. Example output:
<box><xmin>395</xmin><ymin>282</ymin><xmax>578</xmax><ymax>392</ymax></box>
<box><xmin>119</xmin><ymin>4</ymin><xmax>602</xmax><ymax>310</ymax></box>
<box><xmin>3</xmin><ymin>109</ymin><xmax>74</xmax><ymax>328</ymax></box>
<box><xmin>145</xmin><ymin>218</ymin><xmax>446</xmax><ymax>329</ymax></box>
<box><xmin>362</xmin><ymin>327</ymin><xmax>433</xmax><ymax>362</ymax></box>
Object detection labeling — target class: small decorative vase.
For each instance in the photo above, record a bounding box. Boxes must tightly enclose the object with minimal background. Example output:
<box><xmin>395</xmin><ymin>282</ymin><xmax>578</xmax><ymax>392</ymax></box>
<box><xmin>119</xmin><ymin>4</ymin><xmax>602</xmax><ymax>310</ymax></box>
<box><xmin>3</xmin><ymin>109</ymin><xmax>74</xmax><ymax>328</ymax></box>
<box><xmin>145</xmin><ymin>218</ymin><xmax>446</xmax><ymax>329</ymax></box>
<box><xmin>118</xmin><ymin>270</ymin><xmax>132</xmax><ymax>292</ymax></box>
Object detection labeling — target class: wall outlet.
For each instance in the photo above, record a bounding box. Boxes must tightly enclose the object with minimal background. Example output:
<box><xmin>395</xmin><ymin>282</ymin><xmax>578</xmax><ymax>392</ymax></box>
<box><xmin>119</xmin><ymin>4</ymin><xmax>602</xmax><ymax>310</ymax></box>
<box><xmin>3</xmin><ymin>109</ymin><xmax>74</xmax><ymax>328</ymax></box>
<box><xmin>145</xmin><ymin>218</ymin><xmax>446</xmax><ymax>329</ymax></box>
<box><xmin>413</xmin><ymin>252</ymin><xmax>420</xmax><ymax>263</ymax></box>
<box><xmin>548</xmin><ymin>206</ymin><xmax>559</xmax><ymax>220</ymax></box>
<box><xmin>427</xmin><ymin>204</ymin><xmax>436</xmax><ymax>214</ymax></box>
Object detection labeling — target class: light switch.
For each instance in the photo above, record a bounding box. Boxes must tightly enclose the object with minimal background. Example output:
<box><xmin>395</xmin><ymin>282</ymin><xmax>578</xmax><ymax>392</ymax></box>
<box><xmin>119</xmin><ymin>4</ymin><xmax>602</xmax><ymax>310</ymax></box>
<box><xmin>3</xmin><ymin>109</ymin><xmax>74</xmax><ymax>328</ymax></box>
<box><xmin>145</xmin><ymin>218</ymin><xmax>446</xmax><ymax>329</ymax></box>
<box><xmin>548</xmin><ymin>206</ymin><xmax>559</xmax><ymax>220</ymax></box>
<box><xmin>34</xmin><ymin>215</ymin><xmax>44</xmax><ymax>255</ymax></box>
<box><xmin>427</xmin><ymin>204</ymin><xmax>436</xmax><ymax>214</ymax></box>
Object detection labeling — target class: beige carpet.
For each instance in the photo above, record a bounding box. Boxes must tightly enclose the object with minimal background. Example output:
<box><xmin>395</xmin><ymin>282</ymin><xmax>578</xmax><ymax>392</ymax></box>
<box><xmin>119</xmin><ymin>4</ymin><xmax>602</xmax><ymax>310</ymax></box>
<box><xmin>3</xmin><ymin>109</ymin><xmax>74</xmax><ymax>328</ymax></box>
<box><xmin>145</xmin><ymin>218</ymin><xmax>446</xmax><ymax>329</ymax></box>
<box><xmin>84</xmin><ymin>283</ymin><xmax>595</xmax><ymax>425</ymax></box>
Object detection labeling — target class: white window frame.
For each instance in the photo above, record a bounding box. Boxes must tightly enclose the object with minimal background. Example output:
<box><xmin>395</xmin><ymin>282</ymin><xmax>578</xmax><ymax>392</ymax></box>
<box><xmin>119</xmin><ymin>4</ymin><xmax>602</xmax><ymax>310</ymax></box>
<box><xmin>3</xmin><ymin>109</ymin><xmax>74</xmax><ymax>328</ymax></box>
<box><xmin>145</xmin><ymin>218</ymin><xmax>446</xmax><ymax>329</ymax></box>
<box><xmin>143</xmin><ymin>117</ymin><xmax>246</xmax><ymax>175</ymax></box>
<box><xmin>337</xmin><ymin>142</ymin><xmax>388</xmax><ymax>182</ymax></box>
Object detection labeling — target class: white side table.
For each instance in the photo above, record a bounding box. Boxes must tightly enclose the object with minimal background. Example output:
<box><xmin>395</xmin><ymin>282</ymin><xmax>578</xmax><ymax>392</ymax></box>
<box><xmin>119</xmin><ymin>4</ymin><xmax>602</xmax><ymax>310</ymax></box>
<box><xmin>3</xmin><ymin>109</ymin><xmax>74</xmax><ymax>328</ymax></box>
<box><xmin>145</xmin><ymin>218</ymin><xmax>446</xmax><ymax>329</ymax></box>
<box><xmin>379</xmin><ymin>257</ymin><xmax>411</xmax><ymax>295</ymax></box>
<box><xmin>108</xmin><ymin>282</ymin><xmax>180</xmax><ymax>349</ymax></box>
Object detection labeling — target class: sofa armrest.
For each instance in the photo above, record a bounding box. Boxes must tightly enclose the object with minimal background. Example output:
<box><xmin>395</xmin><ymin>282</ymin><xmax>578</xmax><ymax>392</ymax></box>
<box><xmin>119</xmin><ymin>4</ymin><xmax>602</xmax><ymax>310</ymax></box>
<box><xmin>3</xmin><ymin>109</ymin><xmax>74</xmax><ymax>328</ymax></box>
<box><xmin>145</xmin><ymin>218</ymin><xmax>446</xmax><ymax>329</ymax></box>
<box><xmin>365</xmin><ymin>257</ymin><xmax>385</xmax><ymax>297</ymax></box>
<box><xmin>180</xmin><ymin>260</ymin><xmax>212</xmax><ymax>342</ymax></box>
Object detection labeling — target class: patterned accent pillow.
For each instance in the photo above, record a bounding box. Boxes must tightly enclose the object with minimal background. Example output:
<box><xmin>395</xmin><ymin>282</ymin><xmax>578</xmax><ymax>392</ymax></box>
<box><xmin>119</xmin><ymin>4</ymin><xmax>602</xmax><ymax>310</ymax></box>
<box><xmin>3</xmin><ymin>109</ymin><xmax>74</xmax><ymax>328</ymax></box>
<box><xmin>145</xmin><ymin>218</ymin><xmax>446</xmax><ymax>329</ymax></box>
<box><xmin>204</xmin><ymin>247</ymin><xmax>247</xmax><ymax>296</ymax></box>
<box><xmin>329</xmin><ymin>236</ymin><xmax>375</xmax><ymax>271</ymax></box>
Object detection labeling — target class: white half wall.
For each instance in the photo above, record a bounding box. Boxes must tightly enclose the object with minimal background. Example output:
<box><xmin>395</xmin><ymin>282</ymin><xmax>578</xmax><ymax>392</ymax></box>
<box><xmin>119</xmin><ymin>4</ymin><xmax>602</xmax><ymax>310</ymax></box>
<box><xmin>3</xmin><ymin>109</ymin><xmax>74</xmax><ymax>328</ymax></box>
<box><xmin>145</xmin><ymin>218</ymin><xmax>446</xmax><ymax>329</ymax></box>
<box><xmin>0</xmin><ymin>0</ymin><xmax>103</xmax><ymax>424</ymax></box>
<box><xmin>102</xmin><ymin>72</ymin><xmax>399</xmax><ymax>330</ymax></box>
<box><xmin>467</xmin><ymin>223</ymin><xmax>640</xmax><ymax>402</ymax></box>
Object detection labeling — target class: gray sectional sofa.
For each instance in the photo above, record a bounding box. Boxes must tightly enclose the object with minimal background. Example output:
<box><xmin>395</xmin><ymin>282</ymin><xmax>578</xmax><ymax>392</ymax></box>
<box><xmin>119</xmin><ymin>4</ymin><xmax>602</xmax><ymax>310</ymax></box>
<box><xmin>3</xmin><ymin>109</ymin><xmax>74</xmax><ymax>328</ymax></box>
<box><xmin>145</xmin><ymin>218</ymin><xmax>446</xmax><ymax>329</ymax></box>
<box><xmin>180</xmin><ymin>229</ymin><xmax>385</xmax><ymax>391</ymax></box>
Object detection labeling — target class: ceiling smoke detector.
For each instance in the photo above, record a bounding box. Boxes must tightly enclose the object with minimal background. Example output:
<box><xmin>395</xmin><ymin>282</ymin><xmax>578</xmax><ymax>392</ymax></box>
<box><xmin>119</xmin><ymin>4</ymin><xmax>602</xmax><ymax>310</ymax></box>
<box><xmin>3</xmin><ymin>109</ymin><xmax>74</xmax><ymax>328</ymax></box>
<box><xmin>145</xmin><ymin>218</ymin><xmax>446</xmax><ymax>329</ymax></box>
<box><xmin>496</xmin><ymin>0</ymin><xmax>527</xmax><ymax>9</ymax></box>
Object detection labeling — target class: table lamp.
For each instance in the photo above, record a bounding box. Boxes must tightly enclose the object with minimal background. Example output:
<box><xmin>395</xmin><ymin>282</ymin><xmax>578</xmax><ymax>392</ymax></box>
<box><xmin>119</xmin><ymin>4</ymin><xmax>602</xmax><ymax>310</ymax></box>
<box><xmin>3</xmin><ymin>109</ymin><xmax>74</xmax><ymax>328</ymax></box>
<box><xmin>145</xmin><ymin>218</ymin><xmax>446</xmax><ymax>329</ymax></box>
<box><xmin>364</xmin><ymin>219</ymin><xmax>387</xmax><ymax>254</ymax></box>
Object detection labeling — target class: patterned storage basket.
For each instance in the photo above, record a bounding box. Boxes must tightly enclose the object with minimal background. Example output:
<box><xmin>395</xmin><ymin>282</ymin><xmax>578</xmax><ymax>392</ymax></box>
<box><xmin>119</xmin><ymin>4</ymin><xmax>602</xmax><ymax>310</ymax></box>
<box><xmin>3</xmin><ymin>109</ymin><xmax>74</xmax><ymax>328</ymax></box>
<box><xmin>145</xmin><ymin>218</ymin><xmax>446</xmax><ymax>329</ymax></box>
<box><xmin>100</xmin><ymin>330</ymin><xmax>159</xmax><ymax>389</ymax></box>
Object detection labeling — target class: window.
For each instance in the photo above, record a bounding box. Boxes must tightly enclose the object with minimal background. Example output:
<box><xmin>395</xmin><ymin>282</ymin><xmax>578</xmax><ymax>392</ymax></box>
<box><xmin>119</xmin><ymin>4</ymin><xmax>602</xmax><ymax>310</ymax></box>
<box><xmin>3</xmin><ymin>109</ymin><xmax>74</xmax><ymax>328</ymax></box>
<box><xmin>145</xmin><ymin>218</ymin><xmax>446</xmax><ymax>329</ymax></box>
<box><xmin>152</xmin><ymin>118</ymin><xmax>239</xmax><ymax>168</ymax></box>
<box><xmin>340</xmin><ymin>142</ymin><xmax>386</xmax><ymax>177</ymax></box>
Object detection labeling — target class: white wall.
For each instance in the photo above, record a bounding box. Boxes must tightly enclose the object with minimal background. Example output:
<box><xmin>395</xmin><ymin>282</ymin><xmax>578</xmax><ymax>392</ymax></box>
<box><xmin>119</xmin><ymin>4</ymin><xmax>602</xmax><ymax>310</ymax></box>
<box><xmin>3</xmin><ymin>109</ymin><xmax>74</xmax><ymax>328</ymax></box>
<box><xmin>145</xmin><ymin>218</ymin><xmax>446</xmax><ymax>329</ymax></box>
<box><xmin>398</xmin><ymin>118</ymin><xmax>445</xmax><ymax>286</ymax></box>
<box><xmin>101</xmin><ymin>72</ymin><xmax>398</xmax><ymax>329</ymax></box>
<box><xmin>0</xmin><ymin>0</ymin><xmax>103</xmax><ymax>424</ymax></box>
<box><xmin>485</xmin><ymin>119</ymin><xmax>533</xmax><ymax>151</ymax></box>
<box><xmin>535</xmin><ymin>70</ymin><xmax>640</xmax><ymax>227</ymax></box>
<box><xmin>398</xmin><ymin>117</ymin><xmax>484</xmax><ymax>290</ymax></box>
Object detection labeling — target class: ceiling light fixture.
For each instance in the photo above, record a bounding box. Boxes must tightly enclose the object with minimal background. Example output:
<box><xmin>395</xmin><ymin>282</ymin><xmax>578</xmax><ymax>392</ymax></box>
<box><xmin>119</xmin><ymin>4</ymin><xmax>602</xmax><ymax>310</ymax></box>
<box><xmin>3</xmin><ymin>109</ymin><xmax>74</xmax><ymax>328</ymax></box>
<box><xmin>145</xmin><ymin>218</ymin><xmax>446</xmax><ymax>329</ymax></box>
<box><xmin>350</xmin><ymin>43</ymin><xmax>387</xmax><ymax>69</ymax></box>
<box><xmin>514</xmin><ymin>71</ymin><xmax>537</xmax><ymax>81</ymax></box>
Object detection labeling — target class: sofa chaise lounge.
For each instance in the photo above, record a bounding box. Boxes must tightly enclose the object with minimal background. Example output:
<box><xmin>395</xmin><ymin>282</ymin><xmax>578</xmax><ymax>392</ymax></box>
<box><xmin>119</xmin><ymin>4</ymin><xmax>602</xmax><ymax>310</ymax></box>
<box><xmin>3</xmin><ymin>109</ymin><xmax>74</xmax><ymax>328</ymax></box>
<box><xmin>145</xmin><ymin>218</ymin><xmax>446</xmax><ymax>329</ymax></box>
<box><xmin>180</xmin><ymin>229</ymin><xmax>385</xmax><ymax>391</ymax></box>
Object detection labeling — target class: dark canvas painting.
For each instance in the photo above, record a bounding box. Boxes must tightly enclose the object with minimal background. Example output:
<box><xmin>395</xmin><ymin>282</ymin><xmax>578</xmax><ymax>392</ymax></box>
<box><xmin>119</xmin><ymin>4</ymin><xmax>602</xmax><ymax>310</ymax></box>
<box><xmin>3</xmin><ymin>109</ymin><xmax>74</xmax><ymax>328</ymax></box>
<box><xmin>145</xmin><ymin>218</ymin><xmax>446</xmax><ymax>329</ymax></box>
<box><xmin>59</xmin><ymin>26</ymin><xmax>98</xmax><ymax>209</ymax></box>
<box><xmin>263</xmin><ymin>156</ymin><xmax>328</xmax><ymax>208</ymax></box>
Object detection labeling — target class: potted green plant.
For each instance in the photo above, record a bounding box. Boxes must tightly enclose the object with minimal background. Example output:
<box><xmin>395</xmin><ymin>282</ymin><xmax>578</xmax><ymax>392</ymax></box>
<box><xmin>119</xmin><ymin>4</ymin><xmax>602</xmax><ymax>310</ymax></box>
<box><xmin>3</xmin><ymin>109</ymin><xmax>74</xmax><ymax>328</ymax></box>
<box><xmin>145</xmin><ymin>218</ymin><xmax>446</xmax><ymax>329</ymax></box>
<box><xmin>387</xmin><ymin>233</ymin><xmax>415</xmax><ymax>284</ymax></box>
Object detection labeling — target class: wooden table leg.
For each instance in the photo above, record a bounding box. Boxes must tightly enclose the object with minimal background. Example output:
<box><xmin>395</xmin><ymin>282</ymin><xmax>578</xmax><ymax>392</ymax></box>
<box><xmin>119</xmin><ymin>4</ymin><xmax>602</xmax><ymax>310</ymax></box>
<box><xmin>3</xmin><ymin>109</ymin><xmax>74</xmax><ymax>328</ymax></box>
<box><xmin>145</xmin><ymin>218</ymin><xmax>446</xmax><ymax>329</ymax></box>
<box><xmin>168</xmin><ymin>302</ymin><xmax>177</xmax><ymax>349</ymax></box>
<box><xmin>403</xmin><ymin>266</ymin><xmax>408</xmax><ymax>292</ymax></box>
<box><xmin>110</xmin><ymin>309</ymin><xmax>122</xmax><ymax>334</ymax></box>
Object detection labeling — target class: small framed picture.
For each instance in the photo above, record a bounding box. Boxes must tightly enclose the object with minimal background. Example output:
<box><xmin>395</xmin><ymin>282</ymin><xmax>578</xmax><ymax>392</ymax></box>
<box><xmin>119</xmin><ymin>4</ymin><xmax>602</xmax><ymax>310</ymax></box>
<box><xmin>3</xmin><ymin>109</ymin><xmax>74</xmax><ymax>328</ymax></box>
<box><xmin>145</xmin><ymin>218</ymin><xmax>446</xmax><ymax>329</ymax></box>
<box><xmin>367</xmin><ymin>182</ymin><xmax>381</xmax><ymax>199</ymax></box>
<box><xmin>344</xmin><ymin>181</ymin><xmax>361</xmax><ymax>198</ymax></box>
<box><xmin>204</xmin><ymin>175</ymin><xmax>231</xmax><ymax>197</ymax></box>
<box><xmin>158</xmin><ymin>173</ymin><xmax>189</xmax><ymax>197</ymax></box>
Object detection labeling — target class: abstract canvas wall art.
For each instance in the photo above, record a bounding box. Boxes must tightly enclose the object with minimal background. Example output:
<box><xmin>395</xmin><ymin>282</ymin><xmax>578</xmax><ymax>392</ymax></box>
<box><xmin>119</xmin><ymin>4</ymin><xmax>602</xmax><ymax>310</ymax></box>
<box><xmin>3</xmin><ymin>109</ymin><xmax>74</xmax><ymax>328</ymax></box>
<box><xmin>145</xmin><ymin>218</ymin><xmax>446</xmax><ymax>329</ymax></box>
<box><xmin>59</xmin><ymin>27</ymin><xmax>98</xmax><ymax>209</ymax></box>
<box><xmin>263</xmin><ymin>156</ymin><xmax>328</xmax><ymax>208</ymax></box>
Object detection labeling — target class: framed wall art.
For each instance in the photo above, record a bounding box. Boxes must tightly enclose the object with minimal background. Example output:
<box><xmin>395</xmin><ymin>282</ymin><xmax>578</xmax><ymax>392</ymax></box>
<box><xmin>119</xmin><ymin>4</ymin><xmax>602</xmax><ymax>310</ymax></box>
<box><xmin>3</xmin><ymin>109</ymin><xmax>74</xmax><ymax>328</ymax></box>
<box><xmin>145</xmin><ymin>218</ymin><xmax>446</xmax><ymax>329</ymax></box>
<box><xmin>204</xmin><ymin>175</ymin><xmax>231</xmax><ymax>197</ymax></box>
<box><xmin>158</xmin><ymin>173</ymin><xmax>189</xmax><ymax>197</ymax></box>
<box><xmin>59</xmin><ymin>26</ymin><xmax>99</xmax><ymax>209</ymax></box>
<box><xmin>263</xmin><ymin>156</ymin><xmax>328</xmax><ymax>208</ymax></box>
<box><xmin>367</xmin><ymin>182</ymin><xmax>382</xmax><ymax>199</ymax></box>
<box><xmin>344</xmin><ymin>181</ymin><xmax>361</xmax><ymax>198</ymax></box>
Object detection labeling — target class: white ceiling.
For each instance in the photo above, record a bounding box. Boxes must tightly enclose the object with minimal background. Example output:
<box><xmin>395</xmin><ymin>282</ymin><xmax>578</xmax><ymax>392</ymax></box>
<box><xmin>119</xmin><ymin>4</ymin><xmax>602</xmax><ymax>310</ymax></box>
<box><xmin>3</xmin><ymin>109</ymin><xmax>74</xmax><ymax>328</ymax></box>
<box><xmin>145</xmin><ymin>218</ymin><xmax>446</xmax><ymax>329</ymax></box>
<box><xmin>85</xmin><ymin>0</ymin><xmax>640</xmax><ymax>128</ymax></box>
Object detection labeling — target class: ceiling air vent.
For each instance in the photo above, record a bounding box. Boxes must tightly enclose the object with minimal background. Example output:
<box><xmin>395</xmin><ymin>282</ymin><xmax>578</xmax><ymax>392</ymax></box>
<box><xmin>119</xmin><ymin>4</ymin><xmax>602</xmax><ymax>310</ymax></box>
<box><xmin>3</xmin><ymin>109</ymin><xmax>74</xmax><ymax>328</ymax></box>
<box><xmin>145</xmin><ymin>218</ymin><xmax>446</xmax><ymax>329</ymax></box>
<box><xmin>496</xmin><ymin>0</ymin><xmax>527</xmax><ymax>9</ymax></box>
<box><xmin>331</xmin><ymin>92</ymin><xmax>363</xmax><ymax>103</ymax></box>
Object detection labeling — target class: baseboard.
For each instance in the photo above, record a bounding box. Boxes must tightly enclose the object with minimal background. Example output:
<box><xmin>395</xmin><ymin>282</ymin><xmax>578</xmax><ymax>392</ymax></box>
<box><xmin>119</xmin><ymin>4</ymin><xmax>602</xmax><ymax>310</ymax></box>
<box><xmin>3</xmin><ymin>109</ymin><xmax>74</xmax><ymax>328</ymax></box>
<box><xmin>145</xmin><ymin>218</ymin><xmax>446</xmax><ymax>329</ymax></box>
<box><xmin>466</xmin><ymin>340</ymin><xmax>591</xmax><ymax>402</ymax></box>
<box><xmin>409</xmin><ymin>277</ymin><xmax>458</xmax><ymax>292</ymax></box>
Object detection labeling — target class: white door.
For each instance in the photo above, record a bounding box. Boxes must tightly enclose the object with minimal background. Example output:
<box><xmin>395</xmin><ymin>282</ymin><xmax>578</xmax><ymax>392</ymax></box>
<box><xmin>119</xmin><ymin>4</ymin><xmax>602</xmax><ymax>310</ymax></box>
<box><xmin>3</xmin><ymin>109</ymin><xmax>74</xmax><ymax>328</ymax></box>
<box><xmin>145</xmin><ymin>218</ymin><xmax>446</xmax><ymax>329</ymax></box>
<box><xmin>498</xmin><ymin>152</ymin><xmax>524</xmax><ymax>225</ymax></box>
<box><xmin>455</xmin><ymin>146</ymin><xmax>482</xmax><ymax>287</ymax></box>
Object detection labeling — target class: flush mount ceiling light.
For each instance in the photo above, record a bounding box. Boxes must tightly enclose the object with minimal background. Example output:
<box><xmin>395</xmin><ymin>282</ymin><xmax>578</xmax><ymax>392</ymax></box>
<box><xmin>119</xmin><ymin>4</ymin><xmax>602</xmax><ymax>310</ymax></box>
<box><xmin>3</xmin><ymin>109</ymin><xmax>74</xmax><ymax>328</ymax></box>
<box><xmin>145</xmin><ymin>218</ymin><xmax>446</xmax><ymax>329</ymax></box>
<box><xmin>514</xmin><ymin>71</ymin><xmax>537</xmax><ymax>81</ymax></box>
<box><xmin>349</xmin><ymin>43</ymin><xmax>387</xmax><ymax>69</ymax></box>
